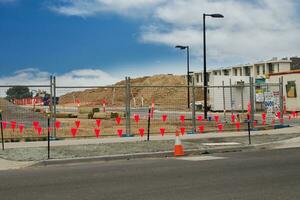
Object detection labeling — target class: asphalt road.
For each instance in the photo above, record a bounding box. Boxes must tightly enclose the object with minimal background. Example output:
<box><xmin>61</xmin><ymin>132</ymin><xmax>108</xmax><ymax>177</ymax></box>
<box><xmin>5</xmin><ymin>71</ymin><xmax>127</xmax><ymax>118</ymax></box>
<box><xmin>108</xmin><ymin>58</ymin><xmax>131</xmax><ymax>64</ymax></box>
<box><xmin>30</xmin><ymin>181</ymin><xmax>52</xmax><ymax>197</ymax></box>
<box><xmin>1</xmin><ymin>148</ymin><xmax>300</xmax><ymax>200</ymax></box>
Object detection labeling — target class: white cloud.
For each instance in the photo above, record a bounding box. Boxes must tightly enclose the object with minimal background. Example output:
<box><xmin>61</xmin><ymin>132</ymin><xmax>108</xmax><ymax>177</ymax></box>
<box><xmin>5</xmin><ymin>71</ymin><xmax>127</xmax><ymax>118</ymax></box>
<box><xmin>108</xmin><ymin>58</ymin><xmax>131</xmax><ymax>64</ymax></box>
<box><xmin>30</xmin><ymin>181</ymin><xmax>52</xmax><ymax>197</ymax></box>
<box><xmin>0</xmin><ymin>68</ymin><xmax>119</xmax><ymax>86</ymax></box>
<box><xmin>50</xmin><ymin>0</ymin><xmax>165</xmax><ymax>17</ymax></box>
<box><xmin>50</xmin><ymin>0</ymin><xmax>300</xmax><ymax>68</ymax></box>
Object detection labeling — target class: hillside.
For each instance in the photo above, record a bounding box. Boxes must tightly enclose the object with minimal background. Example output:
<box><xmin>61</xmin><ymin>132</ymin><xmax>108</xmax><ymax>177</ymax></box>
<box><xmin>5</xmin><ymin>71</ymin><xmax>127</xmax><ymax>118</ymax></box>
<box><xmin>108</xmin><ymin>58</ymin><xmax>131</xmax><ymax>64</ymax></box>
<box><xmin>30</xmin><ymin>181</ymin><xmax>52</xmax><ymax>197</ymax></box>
<box><xmin>59</xmin><ymin>74</ymin><xmax>203</xmax><ymax>108</ymax></box>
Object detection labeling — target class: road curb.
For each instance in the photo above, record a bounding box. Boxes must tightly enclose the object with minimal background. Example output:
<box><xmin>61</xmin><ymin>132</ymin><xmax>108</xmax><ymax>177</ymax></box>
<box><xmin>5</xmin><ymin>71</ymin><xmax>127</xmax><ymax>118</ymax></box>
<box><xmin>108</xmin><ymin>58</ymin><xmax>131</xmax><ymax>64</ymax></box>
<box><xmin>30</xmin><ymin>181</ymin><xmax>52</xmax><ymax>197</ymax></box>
<box><xmin>34</xmin><ymin>145</ymin><xmax>255</xmax><ymax>167</ymax></box>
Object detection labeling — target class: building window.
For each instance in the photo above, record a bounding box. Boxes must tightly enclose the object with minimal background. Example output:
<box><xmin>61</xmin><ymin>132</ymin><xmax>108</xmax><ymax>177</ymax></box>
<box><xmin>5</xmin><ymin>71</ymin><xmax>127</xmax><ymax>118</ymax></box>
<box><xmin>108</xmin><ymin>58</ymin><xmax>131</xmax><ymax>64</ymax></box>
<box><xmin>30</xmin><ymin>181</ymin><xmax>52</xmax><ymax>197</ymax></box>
<box><xmin>196</xmin><ymin>74</ymin><xmax>199</xmax><ymax>83</ymax></box>
<box><xmin>286</xmin><ymin>81</ymin><xmax>297</xmax><ymax>98</ymax></box>
<box><xmin>268</xmin><ymin>64</ymin><xmax>274</xmax><ymax>74</ymax></box>
<box><xmin>240</xmin><ymin>69</ymin><xmax>242</xmax><ymax>76</ymax></box>
<box><xmin>256</xmin><ymin>66</ymin><xmax>260</xmax><ymax>75</ymax></box>
<box><xmin>234</xmin><ymin>69</ymin><xmax>237</xmax><ymax>76</ymax></box>
<box><xmin>262</xmin><ymin>66</ymin><xmax>265</xmax><ymax>74</ymax></box>
<box><xmin>200</xmin><ymin>74</ymin><xmax>203</xmax><ymax>82</ymax></box>
<box><xmin>244</xmin><ymin>67</ymin><xmax>251</xmax><ymax>76</ymax></box>
<box><xmin>223</xmin><ymin>70</ymin><xmax>229</xmax><ymax>76</ymax></box>
<box><xmin>214</xmin><ymin>71</ymin><xmax>217</xmax><ymax>75</ymax></box>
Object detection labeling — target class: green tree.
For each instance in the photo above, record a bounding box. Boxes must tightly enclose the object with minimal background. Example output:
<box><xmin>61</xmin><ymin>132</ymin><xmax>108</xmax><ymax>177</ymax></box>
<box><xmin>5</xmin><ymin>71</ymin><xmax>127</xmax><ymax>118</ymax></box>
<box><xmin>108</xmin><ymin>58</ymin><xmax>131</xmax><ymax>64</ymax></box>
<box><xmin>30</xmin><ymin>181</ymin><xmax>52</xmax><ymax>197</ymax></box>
<box><xmin>6</xmin><ymin>86</ymin><xmax>32</xmax><ymax>101</ymax></box>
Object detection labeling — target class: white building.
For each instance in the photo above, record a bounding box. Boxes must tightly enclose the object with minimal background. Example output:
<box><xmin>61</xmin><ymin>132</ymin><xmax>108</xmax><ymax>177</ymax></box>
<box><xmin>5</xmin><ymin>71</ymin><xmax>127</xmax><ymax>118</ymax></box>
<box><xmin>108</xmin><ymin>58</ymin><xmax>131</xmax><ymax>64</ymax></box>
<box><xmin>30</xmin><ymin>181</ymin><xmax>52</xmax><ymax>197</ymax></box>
<box><xmin>191</xmin><ymin>57</ymin><xmax>300</xmax><ymax>111</ymax></box>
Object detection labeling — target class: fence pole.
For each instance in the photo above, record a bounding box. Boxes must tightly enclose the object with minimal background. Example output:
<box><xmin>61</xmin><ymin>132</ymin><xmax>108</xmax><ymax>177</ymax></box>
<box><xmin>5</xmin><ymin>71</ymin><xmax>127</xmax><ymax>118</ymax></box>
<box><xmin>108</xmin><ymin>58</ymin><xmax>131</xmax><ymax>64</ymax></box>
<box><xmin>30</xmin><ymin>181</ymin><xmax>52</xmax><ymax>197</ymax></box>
<box><xmin>192</xmin><ymin>77</ymin><xmax>196</xmax><ymax>133</ymax></box>
<box><xmin>0</xmin><ymin>111</ymin><xmax>4</xmax><ymax>150</ymax></box>
<box><xmin>47</xmin><ymin>115</ymin><xmax>50</xmax><ymax>159</ymax></box>
<box><xmin>249</xmin><ymin>77</ymin><xmax>255</xmax><ymax>129</ymax></box>
<box><xmin>49</xmin><ymin>76</ymin><xmax>53</xmax><ymax>138</ymax></box>
<box><xmin>125</xmin><ymin>77</ymin><xmax>131</xmax><ymax>136</ymax></box>
<box><xmin>147</xmin><ymin>107</ymin><xmax>151</xmax><ymax>141</ymax></box>
<box><xmin>229</xmin><ymin>79</ymin><xmax>233</xmax><ymax>115</ymax></box>
<box><xmin>241</xmin><ymin>83</ymin><xmax>245</xmax><ymax>115</ymax></box>
<box><xmin>222</xmin><ymin>81</ymin><xmax>226</xmax><ymax>121</ymax></box>
<box><xmin>53</xmin><ymin>76</ymin><xmax>57</xmax><ymax>139</ymax></box>
<box><xmin>279</xmin><ymin>76</ymin><xmax>284</xmax><ymax>123</ymax></box>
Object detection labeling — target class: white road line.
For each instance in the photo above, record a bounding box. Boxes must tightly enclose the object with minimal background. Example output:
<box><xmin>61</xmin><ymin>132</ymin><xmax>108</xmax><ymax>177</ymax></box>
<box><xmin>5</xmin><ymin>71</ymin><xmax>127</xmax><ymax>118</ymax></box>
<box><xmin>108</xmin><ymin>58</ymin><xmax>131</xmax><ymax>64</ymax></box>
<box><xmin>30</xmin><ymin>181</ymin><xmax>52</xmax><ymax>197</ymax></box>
<box><xmin>175</xmin><ymin>156</ymin><xmax>227</xmax><ymax>161</ymax></box>
<box><xmin>203</xmin><ymin>142</ymin><xmax>240</xmax><ymax>146</ymax></box>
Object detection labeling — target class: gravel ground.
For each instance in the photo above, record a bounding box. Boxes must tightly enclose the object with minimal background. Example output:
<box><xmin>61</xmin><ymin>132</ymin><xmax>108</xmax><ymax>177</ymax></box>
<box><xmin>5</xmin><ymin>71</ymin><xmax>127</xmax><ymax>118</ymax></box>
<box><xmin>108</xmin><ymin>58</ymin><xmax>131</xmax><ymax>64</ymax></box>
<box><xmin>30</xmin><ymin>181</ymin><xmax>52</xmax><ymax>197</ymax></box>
<box><xmin>1</xmin><ymin>133</ymin><xmax>300</xmax><ymax>161</ymax></box>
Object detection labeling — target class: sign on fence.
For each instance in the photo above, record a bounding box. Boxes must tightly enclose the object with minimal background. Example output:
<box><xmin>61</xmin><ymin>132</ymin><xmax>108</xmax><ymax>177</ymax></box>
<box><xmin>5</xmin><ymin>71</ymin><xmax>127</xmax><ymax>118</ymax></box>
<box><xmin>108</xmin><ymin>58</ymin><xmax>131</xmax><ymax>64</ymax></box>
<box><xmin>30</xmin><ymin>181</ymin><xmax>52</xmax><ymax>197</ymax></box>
<box><xmin>264</xmin><ymin>91</ymin><xmax>274</xmax><ymax>124</ymax></box>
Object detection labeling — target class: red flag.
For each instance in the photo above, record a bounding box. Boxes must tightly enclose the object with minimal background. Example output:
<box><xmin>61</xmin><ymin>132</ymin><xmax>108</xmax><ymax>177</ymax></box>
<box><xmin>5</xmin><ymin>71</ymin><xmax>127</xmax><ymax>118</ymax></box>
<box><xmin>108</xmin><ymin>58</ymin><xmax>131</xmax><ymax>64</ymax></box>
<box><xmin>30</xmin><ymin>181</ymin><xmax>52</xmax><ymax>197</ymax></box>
<box><xmin>55</xmin><ymin>121</ymin><xmax>61</xmax><ymax>129</ymax></box>
<box><xmin>139</xmin><ymin>128</ymin><xmax>145</xmax><ymax>137</ymax></box>
<box><xmin>33</xmin><ymin>121</ymin><xmax>39</xmax><ymax>130</ymax></box>
<box><xmin>96</xmin><ymin>119</ymin><xmax>101</xmax><ymax>127</ymax></box>
<box><xmin>116</xmin><ymin>116</ymin><xmax>121</xmax><ymax>125</ymax></box>
<box><xmin>94</xmin><ymin>128</ymin><xmax>101</xmax><ymax>138</ymax></box>
<box><xmin>134</xmin><ymin>114</ymin><xmax>140</xmax><ymax>123</ymax></box>
<box><xmin>75</xmin><ymin>120</ymin><xmax>80</xmax><ymax>128</ymax></box>
<box><xmin>218</xmin><ymin>124</ymin><xmax>223</xmax><ymax>132</ymax></box>
<box><xmin>180</xmin><ymin>115</ymin><xmax>185</xmax><ymax>123</ymax></box>
<box><xmin>262</xmin><ymin>113</ymin><xmax>266</xmax><ymax>120</ymax></box>
<box><xmin>1</xmin><ymin>121</ymin><xmax>7</xmax><ymax>129</ymax></box>
<box><xmin>197</xmin><ymin>116</ymin><xmax>203</xmax><ymax>122</ymax></box>
<box><xmin>198</xmin><ymin>125</ymin><xmax>204</xmax><ymax>133</ymax></box>
<box><xmin>11</xmin><ymin>121</ymin><xmax>16</xmax><ymax>132</ymax></box>
<box><xmin>19</xmin><ymin>124</ymin><xmax>25</xmax><ymax>134</ymax></box>
<box><xmin>235</xmin><ymin>121</ymin><xmax>240</xmax><ymax>130</ymax></box>
<box><xmin>37</xmin><ymin>127</ymin><xmax>43</xmax><ymax>136</ymax></box>
<box><xmin>276</xmin><ymin>111</ymin><xmax>281</xmax><ymax>119</ymax></box>
<box><xmin>253</xmin><ymin>120</ymin><xmax>257</xmax><ymax>127</ymax></box>
<box><xmin>231</xmin><ymin>114</ymin><xmax>235</xmax><ymax>123</ymax></box>
<box><xmin>180</xmin><ymin>127</ymin><xmax>185</xmax><ymax>136</ymax></box>
<box><xmin>214</xmin><ymin>115</ymin><xmax>219</xmax><ymax>122</ymax></box>
<box><xmin>160</xmin><ymin>128</ymin><xmax>165</xmax><ymax>136</ymax></box>
<box><xmin>117</xmin><ymin>129</ymin><xmax>123</xmax><ymax>137</ymax></box>
<box><xmin>162</xmin><ymin>114</ymin><xmax>167</xmax><ymax>122</ymax></box>
<box><xmin>71</xmin><ymin>128</ymin><xmax>77</xmax><ymax>138</ymax></box>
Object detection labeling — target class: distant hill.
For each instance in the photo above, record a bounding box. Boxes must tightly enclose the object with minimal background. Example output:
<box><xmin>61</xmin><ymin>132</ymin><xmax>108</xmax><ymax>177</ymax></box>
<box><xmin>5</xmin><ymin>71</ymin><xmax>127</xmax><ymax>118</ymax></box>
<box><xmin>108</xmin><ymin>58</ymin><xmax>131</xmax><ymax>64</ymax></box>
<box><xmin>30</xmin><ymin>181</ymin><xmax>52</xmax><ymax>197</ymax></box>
<box><xmin>59</xmin><ymin>74</ymin><xmax>203</xmax><ymax>108</ymax></box>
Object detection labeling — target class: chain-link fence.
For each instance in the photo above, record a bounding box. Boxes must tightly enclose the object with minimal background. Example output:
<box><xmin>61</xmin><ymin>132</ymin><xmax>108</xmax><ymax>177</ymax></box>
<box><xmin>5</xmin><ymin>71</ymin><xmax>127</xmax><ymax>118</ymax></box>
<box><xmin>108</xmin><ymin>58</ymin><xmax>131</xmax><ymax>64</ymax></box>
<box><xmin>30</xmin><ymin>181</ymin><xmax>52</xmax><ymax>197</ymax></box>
<box><xmin>0</xmin><ymin>76</ymin><xmax>294</xmax><ymax>144</ymax></box>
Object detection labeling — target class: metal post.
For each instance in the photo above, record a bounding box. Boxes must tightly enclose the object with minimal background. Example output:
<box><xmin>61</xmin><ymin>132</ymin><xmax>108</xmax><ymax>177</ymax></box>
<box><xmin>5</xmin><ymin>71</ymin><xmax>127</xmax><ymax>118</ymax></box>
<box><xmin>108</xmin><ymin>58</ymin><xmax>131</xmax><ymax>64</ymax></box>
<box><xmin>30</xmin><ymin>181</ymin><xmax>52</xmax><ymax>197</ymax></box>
<box><xmin>187</xmin><ymin>46</ymin><xmax>190</xmax><ymax>109</ymax></box>
<box><xmin>125</xmin><ymin>77</ymin><xmax>131</xmax><ymax>136</ymax></box>
<box><xmin>230</xmin><ymin>79</ymin><xmax>233</xmax><ymax>115</ymax></box>
<box><xmin>49</xmin><ymin>76</ymin><xmax>53</xmax><ymax>138</ymax></box>
<box><xmin>279</xmin><ymin>76</ymin><xmax>284</xmax><ymax>123</ymax></box>
<box><xmin>249</xmin><ymin>77</ymin><xmax>255</xmax><ymax>129</ymax></box>
<box><xmin>241</xmin><ymin>83</ymin><xmax>244</xmax><ymax>114</ymax></box>
<box><xmin>47</xmin><ymin>116</ymin><xmax>50</xmax><ymax>159</ymax></box>
<box><xmin>222</xmin><ymin>81</ymin><xmax>226</xmax><ymax>121</ymax></box>
<box><xmin>147</xmin><ymin>107</ymin><xmax>151</xmax><ymax>141</ymax></box>
<box><xmin>247</xmin><ymin>114</ymin><xmax>251</xmax><ymax>145</ymax></box>
<box><xmin>53</xmin><ymin>76</ymin><xmax>57</xmax><ymax>139</ymax></box>
<box><xmin>192</xmin><ymin>77</ymin><xmax>196</xmax><ymax>133</ymax></box>
<box><xmin>203</xmin><ymin>14</ymin><xmax>208</xmax><ymax>119</ymax></box>
<box><xmin>128</xmin><ymin>77</ymin><xmax>131</xmax><ymax>136</ymax></box>
<box><xmin>0</xmin><ymin>112</ymin><xmax>4</xmax><ymax>150</ymax></box>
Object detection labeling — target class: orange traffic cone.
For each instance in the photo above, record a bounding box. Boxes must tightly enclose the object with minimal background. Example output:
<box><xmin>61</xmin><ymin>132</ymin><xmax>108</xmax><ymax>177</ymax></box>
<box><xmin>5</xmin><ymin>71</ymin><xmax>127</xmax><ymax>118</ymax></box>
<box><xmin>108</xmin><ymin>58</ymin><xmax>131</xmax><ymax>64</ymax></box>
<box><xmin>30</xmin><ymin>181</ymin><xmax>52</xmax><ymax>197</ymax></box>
<box><xmin>174</xmin><ymin>131</ymin><xmax>184</xmax><ymax>157</ymax></box>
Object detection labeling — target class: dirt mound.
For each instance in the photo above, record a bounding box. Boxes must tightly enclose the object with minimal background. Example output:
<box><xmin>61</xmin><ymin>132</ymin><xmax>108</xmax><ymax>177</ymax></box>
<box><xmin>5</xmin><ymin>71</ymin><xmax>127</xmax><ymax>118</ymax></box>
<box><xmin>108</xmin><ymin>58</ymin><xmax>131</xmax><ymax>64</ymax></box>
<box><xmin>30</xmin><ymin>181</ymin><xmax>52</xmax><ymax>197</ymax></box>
<box><xmin>59</xmin><ymin>74</ymin><xmax>203</xmax><ymax>107</ymax></box>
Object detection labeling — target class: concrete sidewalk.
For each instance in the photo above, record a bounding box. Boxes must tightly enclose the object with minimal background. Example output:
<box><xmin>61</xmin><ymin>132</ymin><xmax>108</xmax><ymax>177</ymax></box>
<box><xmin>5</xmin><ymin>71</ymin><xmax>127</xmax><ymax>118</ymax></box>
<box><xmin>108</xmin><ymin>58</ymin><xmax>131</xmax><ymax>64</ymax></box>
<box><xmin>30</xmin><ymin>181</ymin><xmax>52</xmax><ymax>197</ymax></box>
<box><xmin>0</xmin><ymin>158</ymin><xmax>34</xmax><ymax>171</ymax></box>
<box><xmin>2</xmin><ymin>126</ymin><xmax>300</xmax><ymax>149</ymax></box>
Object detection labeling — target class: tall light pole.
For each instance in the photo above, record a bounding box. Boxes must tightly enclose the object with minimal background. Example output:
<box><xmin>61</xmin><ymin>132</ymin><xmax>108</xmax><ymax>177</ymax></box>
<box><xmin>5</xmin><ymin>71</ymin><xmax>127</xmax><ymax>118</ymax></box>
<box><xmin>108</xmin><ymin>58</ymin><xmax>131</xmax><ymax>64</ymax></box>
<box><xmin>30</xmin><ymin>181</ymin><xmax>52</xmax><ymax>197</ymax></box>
<box><xmin>175</xmin><ymin>45</ymin><xmax>190</xmax><ymax>109</ymax></box>
<box><xmin>203</xmin><ymin>13</ymin><xmax>224</xmax><ymax>119</ymax></box>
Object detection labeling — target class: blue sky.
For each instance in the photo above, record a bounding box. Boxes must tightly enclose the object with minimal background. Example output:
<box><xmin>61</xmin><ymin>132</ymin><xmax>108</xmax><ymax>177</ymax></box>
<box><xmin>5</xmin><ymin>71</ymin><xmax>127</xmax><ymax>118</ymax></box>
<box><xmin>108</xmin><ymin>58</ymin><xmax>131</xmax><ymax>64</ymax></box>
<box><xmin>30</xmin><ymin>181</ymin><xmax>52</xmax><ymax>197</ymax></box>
<box><xmin>0</xmin><ymin>0</ymin><xmax>300</xmax><ymax>85</ymax></box>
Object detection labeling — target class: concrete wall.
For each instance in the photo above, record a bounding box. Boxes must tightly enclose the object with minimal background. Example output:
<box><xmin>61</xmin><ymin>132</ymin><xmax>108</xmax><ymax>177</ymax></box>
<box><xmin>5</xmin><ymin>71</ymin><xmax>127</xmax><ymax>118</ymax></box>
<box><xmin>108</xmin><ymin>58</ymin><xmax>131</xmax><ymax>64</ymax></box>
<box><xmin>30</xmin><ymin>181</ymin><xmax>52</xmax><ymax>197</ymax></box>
<box><xmin>209</xmin><ymin>76</ymin><xmax>250</xmax><ymax>111</ymax></box>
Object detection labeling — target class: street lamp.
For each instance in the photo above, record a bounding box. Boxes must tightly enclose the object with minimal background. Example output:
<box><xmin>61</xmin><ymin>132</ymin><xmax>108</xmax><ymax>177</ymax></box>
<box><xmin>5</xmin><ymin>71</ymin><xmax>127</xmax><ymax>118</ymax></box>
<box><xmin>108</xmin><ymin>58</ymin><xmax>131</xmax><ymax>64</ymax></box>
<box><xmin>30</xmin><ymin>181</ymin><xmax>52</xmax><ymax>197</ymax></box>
<box><xmin>203</xmin><ymin>13</ymin><xmax>224</xmax><ymax>119</ymax></box>
<box><xmin>175</xmin><ymin>45</ymin><xmax>190</xmax><ymax>109</ymax></box>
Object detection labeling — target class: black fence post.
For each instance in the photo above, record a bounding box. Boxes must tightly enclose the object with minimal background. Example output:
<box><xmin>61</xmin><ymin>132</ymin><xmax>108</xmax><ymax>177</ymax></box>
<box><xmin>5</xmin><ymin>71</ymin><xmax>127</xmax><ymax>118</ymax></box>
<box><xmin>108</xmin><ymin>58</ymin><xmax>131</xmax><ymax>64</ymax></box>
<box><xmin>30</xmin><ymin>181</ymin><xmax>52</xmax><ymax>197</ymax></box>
<box><xmin>247</xmin><ymin>114</ymin><xmax>251</xmax><ymax>145</ymax></box>
<box><xmin>0</xmin><ymin>112</ymin><xmax>4</xmax><ymax>150</ymax></box>
<box><xmin>147</xmin><ymin>107</ymin><xmax>151</xmax><ymax>141</ymax></box>
<box><xmin>47</xmin><ymin>116</ymin><xmax>51</xmax><ymax>159</ymax></box>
